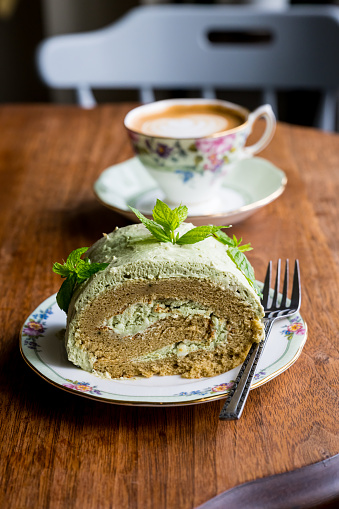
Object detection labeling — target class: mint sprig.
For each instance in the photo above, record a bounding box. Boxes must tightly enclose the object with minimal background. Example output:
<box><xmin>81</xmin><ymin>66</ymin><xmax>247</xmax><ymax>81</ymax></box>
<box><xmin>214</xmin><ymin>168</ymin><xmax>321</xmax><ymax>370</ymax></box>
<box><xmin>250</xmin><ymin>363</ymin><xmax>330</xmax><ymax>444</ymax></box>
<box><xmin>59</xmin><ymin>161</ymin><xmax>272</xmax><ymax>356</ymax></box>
<box><xmin>176</xmin><ymin>225</ymin><xmax>226</xmax><ymax>245</ymax></box>
<box><xmin>129</xmin><ymin>199</ymin><xmax>261</xmax><ymax>296</ymax></box>
<box><xmin>214</xmin><ymin>230</ymin><xmax>262</xmax><ymax>296</ymax></box>
<box><xmin>53</xmin><ymin>247</ymin><xmax>109</xmax><ymax>312</ymax></box>
<box><xmin>129</xmin><ymin>199</ymin><xmax>230</xmax><ymax>245</ymax></box>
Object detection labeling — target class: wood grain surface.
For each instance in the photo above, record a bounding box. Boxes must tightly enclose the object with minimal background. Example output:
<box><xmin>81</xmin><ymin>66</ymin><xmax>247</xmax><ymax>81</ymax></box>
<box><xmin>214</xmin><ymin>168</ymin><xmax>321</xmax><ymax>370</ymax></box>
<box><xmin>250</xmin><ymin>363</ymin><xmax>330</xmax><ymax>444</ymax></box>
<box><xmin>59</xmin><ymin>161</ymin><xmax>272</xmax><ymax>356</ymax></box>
<box><xmin>0</xmin><ymin>105</ymin><xmax>338</xmax><ymax>509</ymax></box>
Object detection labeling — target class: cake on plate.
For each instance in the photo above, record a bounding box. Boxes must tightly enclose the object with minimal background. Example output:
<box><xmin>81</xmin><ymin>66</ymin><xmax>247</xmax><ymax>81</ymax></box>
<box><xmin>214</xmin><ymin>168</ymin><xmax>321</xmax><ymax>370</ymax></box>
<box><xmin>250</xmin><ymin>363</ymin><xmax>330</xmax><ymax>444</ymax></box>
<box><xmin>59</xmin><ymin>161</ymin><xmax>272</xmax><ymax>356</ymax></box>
<box><xmin>61</xmin><ymin>215</ymin><xmax>264</xmax><ymax>379</ymax></box>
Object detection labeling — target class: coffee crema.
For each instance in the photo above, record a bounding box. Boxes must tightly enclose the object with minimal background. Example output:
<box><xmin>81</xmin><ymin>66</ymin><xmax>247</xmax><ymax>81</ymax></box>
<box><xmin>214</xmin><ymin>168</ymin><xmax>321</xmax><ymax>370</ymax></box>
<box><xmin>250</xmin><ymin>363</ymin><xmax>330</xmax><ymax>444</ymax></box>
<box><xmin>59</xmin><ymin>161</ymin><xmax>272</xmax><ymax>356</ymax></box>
<box><xmin>129</xmin><ymin>104</ymin><xmax>245</xmax><ymax>139</ymax></box>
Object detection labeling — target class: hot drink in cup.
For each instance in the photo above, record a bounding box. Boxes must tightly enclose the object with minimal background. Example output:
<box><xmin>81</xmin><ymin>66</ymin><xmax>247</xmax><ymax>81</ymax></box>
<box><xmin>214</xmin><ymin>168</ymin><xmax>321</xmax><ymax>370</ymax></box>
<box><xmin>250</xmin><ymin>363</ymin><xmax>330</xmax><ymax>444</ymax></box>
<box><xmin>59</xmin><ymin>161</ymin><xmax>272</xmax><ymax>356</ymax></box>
<box><xmin>124</xmin><ymin>99</ymin><xmax>276</xmax><ymax>207</ymax></box>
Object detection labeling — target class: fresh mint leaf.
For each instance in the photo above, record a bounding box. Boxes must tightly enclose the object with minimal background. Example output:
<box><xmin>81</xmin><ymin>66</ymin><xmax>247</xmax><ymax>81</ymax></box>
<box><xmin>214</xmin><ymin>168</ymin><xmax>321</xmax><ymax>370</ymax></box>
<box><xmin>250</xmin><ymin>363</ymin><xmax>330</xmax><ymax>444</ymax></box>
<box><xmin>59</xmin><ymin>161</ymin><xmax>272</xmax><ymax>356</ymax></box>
<box><xmin>238</xmin><ymin>243</ymin><xmax>253</xmax><ymax>252</ymax></box>
<box><xmin>128</xmin><ymin>201</ymin><xmax>259</xmax><ymax>294</ymax></box>
<box><xmin>151</xmin><ymin>200</ymin><xmax>173</xmax><ymax>235</ymax></box>
<box><xmin>227</xmin><ymin>246</ymin><xmax>262</xmax><ymax>296</ymax></box>
<box><xmin>143</xmin><ymin>221</ymin><xmax>171</xmax><ymax>243</ymax></box>
<box><xmin>66</xmin><ymin>247</ymin><xmax>89</xmax><ymax>270</ymax></box>
<box><xmin>52</xmin><ymin>262</ymin><xmax>71</xmax><ymax>278</ymax></box>
<box><xmin>129</xmin><ymin>205</ymin><xmax>171</xmax><ymax>243</ymax></box>
<box><xmin>129</xmin><ymin>200</ymin><xmax>231</xmax><ymax>246</ymax></box>
<box><xmin>176</xmin><ymin>225</ymin><xmax>229</xmax><ymax>245</ymax></box>
<box><xmin>213</xmin><ymin>231</ymin><xmax>259</xmax><ymax>295</ymax></box>
<box><xmin>56</xmin><ymin>273</ymin><xmax>77</xmax><ymax>313</ymax></box>
<box><xmin>233</xmin><ymin>234</ymin><xmax>240</xmax><ymax>246</ymax></box>
<box><xmin>76</xmin><ymin>261</ymin><xmax>110</xmax><ymax>282</ymax></box>
<box><xmin>227</xmin><ymin>247</ymin><xmax>256</xmax><ymax>281</ymax></box>
<box><xmin>152</xmin><ymin>200</ymin><xmax>188</xmax><ymax>233</ymax></box>
<box><xmin>53</xmin><ymin>247</ymin><xmax>110</xmax><ymax>312</ymax></box>
<box><xmin>213</xmin><ymin>230</ymin><xmax>234</xmax><ymax>247</ymax></box>
<box><xmin>173</xmin><ymin>205</ymin><xmax>189</xmax><ymax>225</ymax></box>
<box><xmin>87</xmin><ymin>261</ymin><xmax>111</xmax><ymax>273</ymax></box>
<box><xmin>151</xmin><ymin>200</ymin><xmax>188</xmax><ymax>241</ymax></box>
<box><xmin>214</xmin><ymin>230</ymin><xmax>252</xmax><ymax>252</ymax></box>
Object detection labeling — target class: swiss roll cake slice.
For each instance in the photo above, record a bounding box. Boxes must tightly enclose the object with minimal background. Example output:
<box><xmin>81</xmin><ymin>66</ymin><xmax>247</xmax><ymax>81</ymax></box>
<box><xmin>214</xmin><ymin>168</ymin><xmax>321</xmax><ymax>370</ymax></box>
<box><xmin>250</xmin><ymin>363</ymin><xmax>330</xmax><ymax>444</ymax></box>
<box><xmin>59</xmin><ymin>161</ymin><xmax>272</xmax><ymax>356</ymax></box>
<box><xmin>65</xmin><ymin>223</ymin><xmax>264</xmax><ymax>379</ymax></box>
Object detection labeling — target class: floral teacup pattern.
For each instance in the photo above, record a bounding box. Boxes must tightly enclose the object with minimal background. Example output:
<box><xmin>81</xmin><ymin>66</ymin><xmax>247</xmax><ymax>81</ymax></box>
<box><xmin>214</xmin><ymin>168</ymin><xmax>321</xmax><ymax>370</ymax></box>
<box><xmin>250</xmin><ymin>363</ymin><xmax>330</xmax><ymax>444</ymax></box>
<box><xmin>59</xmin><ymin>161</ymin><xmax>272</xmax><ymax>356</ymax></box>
<box><xmin>127</xmin><ymin>129</ymin><xmax>250</xmax><ymax>204</ymax></box>
<box><xmin>129</xmin><ymin>131</ymin><xmax>246</xmax><ymax>176</ymax></box>
<box><xmin>125</xmin><ymin>100</ymin><xmax>276</xmax><ymax>205</ymax></box>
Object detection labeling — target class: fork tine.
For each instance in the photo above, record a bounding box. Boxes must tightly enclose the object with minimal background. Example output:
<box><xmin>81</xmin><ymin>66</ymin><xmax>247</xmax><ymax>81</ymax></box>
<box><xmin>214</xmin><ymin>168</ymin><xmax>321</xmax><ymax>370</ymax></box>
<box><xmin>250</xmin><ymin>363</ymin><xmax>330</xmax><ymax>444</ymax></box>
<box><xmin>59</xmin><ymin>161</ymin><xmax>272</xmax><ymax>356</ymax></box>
<box><xmin>221</xmin><ymin>258</ymin><xmax>302</xmax><ymax>420</ymax></box>
<box><xmin>280</xmin><ymin>260</ymin><xmax>289</xmax><ymax>308</ymax></box>
<box><xmin>290</xmin><ymin>260</ymin><xmax>301</xmax><ymax>311</ymax></box>
<box><xmin>271</xmin><ymin>259</ymin><xmax>281</xmax><ymax>309</ymax></box>
<box><xmin>261</xmin><ymin>261</ymin><xmax>272</xmax><ymax>309</ymax></box>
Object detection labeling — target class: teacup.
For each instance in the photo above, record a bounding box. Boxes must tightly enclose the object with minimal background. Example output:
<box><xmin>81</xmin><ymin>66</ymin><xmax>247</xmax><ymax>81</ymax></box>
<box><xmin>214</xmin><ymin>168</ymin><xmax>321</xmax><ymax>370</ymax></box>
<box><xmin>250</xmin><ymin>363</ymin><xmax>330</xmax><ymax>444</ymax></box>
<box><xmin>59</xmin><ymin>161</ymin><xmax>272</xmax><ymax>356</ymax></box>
<box><xmin>124</xmin><ymin>98</ymin><xmax>276</xmax><ymax>207</ymax></box>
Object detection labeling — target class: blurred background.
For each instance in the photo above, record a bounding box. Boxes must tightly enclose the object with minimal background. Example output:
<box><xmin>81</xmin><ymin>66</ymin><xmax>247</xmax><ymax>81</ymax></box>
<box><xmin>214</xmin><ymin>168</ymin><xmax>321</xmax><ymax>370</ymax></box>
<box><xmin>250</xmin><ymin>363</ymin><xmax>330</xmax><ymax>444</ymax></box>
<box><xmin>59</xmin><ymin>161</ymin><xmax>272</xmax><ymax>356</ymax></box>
<box><xmin>1</xmin><ymin>0</ymin><xmax>338</xmax><ymax>129</ymax></box>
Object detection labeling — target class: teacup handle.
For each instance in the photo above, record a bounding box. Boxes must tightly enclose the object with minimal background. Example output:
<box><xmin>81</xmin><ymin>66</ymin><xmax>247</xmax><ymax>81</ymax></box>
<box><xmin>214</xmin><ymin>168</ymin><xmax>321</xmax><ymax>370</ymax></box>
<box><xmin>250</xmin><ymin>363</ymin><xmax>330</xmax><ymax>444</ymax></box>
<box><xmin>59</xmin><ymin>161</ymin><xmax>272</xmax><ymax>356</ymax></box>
<box><xmin>243</xmin><ymin>104</ymin><xmax>276</xmax><ymax>157</ymax></box>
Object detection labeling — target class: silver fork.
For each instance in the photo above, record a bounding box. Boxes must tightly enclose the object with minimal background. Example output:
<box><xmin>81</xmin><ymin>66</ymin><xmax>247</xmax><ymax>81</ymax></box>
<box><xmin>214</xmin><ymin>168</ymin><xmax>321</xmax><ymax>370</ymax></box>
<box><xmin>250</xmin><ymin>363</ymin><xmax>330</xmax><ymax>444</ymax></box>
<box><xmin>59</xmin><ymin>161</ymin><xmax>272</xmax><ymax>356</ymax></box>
<box><xmin>219</xmin><ymin>259</ymin><xmax>301</xmax><ymax>421</ymax></box>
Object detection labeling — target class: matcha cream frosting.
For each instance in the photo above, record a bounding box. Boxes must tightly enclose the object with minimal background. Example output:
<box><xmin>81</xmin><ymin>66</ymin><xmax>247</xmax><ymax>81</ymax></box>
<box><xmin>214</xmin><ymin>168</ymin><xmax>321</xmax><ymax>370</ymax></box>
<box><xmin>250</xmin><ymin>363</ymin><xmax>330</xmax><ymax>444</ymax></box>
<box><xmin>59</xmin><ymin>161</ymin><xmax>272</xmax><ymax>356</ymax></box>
<box><xmin>65</xmin><ymin>222</ymin><xmax>264</xmax><ymax>378</ymax></box>
<box><xmin>68</xmin><ymin>222</ymin><xmax>262</xmax><ymax>317</ymax></box>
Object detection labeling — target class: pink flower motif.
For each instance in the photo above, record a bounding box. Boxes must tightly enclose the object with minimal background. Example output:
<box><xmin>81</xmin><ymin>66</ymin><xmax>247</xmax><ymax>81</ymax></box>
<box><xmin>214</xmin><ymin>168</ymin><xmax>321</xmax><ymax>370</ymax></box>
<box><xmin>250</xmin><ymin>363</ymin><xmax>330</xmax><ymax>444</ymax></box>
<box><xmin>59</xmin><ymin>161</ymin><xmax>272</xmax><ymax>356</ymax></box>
<box><xmin>195</xmin><ymin>134</ymin><xmax>236</xmax><ymax>155</ymax></box>
<box><xmin>23</xmin><ymin>320</ymin><xmax>45</xmax><ymax>336</ymax></box>
<box><xmin>203</xmin><ymin>153</ymin><xmax>224</xmax><ymax>172</ymax></box>
<box><xmin>64</xmin><ymin>383</ymin><xmax>92</xmax><ymax>392</ymax></box>
<box><xmin>281</xmin><ymin>319</ymin><xmax>305</xmax><ymax>340</ymax></box>
<box><xmin>287</xmin><ymin>323</ymin><xmax>305</xmax><ymax>334</ymax></box>
<box><xmin>208</xmin><ymin>153</ymin><xmax>219</xmax><ymax>165</ymax></box>
<box><xmin>63</xmin><ymin>380</ymin><xmax>102</xmax><ymax>395</ymax></box>
<box><xmin>211</xmin><ymin>382</ymin><xmax>235</xmax><ymax>393</ymax></box>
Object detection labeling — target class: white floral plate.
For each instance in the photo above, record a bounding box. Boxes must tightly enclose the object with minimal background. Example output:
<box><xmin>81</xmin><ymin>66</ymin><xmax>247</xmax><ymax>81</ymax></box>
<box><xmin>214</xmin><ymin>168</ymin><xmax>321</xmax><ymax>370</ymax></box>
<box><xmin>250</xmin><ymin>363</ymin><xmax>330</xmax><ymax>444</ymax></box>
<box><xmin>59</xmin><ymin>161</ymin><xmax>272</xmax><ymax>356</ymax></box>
<box><xmin>93</xmin><ymin>156</ymin><xmax>287</xmax><ymax>225</ymax></box>
<box><xmin>20</xmin><ymin>293</ymin><xmax>307</xmax><ymax>407</ymax></box>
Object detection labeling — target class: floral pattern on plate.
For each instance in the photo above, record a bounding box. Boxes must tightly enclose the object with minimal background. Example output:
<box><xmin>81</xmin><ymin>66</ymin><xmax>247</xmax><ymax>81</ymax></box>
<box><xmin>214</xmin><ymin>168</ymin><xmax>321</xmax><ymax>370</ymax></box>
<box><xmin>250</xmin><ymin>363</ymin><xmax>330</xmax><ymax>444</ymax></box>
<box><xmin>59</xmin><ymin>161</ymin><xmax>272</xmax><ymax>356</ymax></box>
<box><xmin>176</xmin><ymin>381</ymin><xmax>235</xmax><ymax>397</ymax></box>
<box><xmin>22</xmin><ymin>305</ymin><xmax>53</xmax><ymax>351</ymax></box>
<box><xmin>63</xmin><ymin>380</ymin><xmax>102</xmax><ymax>396</ymax></box>
<box><xmin>281</xmin><ymin>316</ymin><xmax>306</xmax><ymax>341</ymax></box>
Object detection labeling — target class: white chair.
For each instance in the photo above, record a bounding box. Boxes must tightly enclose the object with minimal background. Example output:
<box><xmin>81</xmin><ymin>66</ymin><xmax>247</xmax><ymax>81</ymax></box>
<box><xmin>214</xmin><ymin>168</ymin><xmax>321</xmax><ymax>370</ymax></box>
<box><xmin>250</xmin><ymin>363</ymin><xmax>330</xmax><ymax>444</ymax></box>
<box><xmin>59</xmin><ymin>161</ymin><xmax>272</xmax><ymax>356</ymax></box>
<box><xmin>37</xmin><ymin>5</ymin><xmax>339</xmax><ymax>131</ymax></box>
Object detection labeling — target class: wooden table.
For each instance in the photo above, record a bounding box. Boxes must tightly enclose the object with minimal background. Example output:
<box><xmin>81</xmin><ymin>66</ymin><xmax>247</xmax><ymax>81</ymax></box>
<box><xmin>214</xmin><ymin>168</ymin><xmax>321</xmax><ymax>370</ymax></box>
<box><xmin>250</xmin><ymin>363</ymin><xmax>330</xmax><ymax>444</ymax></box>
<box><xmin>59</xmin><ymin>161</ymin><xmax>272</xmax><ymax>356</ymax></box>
<box><xmin>0</xmin><ymin>105</ymin><xmax>338</xmax><ymax>509</ymax></box>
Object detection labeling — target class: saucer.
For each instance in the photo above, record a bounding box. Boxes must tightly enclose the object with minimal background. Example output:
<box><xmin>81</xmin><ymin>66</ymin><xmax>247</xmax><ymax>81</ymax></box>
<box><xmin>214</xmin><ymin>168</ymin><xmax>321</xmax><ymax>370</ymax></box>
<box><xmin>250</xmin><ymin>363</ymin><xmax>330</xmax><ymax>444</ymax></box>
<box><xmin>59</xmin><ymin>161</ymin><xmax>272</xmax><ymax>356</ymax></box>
<box><xmin>94</xmin><ymin>157</ymin><xmax>287</xmax><ymax>225</ymax></box>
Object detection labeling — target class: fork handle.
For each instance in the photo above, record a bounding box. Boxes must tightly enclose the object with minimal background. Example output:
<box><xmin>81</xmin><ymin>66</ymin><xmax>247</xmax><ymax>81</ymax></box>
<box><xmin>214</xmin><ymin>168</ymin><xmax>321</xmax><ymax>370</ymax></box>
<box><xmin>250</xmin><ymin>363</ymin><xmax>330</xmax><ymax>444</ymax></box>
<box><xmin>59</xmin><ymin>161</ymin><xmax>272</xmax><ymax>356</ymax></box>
<box><xmin>219</xmin><ymin>319</ymin><xmax>274</xmax><ymax>420</ymax></box>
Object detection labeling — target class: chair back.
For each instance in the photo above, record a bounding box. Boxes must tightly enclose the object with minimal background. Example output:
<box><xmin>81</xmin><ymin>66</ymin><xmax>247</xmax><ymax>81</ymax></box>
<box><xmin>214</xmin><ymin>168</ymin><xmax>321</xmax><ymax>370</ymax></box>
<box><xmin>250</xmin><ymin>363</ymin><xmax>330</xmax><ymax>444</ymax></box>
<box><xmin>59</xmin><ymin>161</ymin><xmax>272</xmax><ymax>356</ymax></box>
<box><xmin>37</xmin><ymin>5</ymin><xmax>339</xmax><ymax>130</ymax></box>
